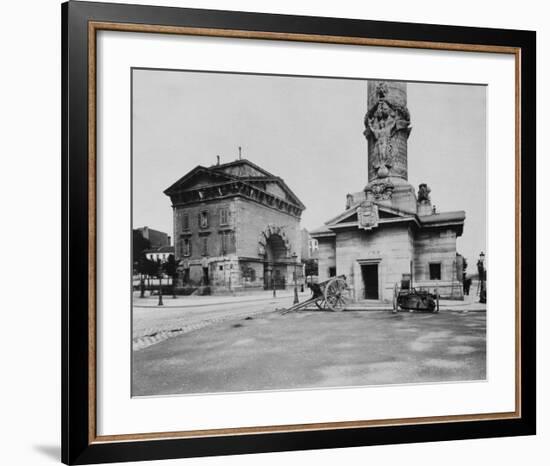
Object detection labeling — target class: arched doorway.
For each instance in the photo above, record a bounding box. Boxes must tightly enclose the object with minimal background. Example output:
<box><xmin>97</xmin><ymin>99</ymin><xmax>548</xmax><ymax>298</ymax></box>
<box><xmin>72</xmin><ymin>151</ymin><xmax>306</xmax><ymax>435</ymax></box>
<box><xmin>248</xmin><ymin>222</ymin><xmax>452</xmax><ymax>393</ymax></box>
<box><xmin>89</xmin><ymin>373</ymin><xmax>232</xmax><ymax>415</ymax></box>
<box><xmin>263</xmin><ymin>233</ymin><xmax>288</xmax><ymax>290</ymax></box>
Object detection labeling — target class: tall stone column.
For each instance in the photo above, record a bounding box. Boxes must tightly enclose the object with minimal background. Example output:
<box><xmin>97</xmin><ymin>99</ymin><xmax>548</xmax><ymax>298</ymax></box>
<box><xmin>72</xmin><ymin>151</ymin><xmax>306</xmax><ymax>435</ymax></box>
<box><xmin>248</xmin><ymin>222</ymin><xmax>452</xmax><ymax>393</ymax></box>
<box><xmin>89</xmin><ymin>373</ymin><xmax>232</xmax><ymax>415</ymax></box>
<box><xmin>364</xmin><ymin>81</ymin><xmax>412</xmax><ymax>182</ymax></box>
<box><xmin>363</xmin><ymin>81</ymin><xmax>416</xmax><ymax>213</ymax></box>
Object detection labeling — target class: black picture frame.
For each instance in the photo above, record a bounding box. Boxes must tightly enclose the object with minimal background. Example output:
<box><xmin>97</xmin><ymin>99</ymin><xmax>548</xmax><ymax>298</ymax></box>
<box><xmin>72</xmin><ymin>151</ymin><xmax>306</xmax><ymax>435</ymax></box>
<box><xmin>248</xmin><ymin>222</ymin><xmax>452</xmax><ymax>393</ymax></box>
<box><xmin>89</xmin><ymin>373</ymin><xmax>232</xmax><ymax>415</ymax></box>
<box><xmin>62</xmin><ymin>1</ymin><xmax>536</xmax><ymax>464</ymax></box>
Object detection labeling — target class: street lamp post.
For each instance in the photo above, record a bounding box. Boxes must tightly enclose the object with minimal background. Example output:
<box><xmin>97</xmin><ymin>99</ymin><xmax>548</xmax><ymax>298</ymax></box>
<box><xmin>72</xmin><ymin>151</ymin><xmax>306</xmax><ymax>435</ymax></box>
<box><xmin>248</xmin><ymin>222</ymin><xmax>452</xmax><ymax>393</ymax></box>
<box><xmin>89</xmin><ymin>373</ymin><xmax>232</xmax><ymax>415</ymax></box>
<box><xmin>292</xmin><ymin>252</ymin><xmax>299</xmax><ymax>305</ymax></box>
<box><xmin>157</xmin><ymin>262</ymin><xmax>164</xmax><ymax>306</ymax></box>
<box><xmin>135</xmin><ymin>259</ymin><xmax>145</xmax><ymax>298</ymax></box>
<box><xmin>175</xmin><ymin>261</ymin><xmax>184</xmax><ymax>298</ymax></box>
<box><xmin>477</xmin><ymin>251</ymin><xmax>486</xmax><ymax>304</ymax></box>
<box><xmin>172</xmin><ymin>269</ymin><xmax>177</xmax><ymax>299</ymax></box>
<box><xmin>139</xmin><ymin>274</ymin><xmax>145</xmax><ymax>298</ymax></box>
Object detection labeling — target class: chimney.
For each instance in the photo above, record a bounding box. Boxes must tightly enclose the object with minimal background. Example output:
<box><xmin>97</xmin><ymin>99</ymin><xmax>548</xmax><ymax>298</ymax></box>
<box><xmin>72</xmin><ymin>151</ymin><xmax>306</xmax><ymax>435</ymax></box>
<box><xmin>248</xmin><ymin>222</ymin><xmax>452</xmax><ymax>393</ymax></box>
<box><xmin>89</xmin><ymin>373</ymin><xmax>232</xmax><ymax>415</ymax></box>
<box><xmin>216</xmin><ymin>155</ymin><xmax>220</xmax><ymax>166</ymax></box>
<box><xmin>238</xmin><ymin>146</ymin><xmax>242</xmax><ymax>160</ymax></box>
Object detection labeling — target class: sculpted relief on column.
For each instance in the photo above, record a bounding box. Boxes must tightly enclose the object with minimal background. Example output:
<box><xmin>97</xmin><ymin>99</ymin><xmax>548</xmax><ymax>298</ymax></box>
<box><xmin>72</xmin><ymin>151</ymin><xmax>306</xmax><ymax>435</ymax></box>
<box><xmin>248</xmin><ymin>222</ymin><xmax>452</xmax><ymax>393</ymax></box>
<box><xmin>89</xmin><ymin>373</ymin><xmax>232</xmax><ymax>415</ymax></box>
<box><xmin>364</xmin><ymin>82</ymin><xmax>411</xmax><ymax>180</ymax></box>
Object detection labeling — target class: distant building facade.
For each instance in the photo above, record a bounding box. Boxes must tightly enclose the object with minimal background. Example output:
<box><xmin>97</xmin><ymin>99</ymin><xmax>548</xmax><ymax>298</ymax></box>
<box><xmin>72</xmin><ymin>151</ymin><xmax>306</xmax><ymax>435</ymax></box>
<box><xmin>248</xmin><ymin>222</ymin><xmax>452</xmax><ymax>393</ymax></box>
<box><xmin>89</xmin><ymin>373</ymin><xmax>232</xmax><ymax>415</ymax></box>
<box><xmin>164</xmin><ymin>159</ymin><xmax>305</xmax><ymax>290</ymax></box>
<box><xmin>300</xmin><ymin>228</ymin><xmax>319</xmax><ymax>261</ymax></box>
<box><xmin>311</xmin><ymin>81</ymin><xmax>465</xmax><ymax>301</ymax></box>
<box><xmin>136</xmin><ymin>226</ymin><xmax>171</xmax><ymax>249</ymax></box>
<box><xmin>144</xmin><ymin>245</ymin><xmax>175</xmax><ymax>262</ymax></box>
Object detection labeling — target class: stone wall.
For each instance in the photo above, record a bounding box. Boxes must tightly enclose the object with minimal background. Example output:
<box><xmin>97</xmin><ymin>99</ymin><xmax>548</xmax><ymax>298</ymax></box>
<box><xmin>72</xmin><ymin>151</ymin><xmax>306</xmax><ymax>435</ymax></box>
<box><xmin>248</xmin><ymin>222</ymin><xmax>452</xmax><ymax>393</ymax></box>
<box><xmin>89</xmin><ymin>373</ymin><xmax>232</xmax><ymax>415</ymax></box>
<box><xmin>172</xmin><ymin>199</ymin><xmax>236</xmax><ymax>261</ymax></box>
<box><xmin>234</xmin><ymin>198</ymin><xmax>301</xmax><ymax>289</ymax></box>
<box><xmin>185</xmin><ymin>256</ymin><xmax>265</xmax><ymax>291</ymax></box>
<box><xmin>413</xmin><ymin>228</ymin><xmax>463</xmax><ymax>299</ymax></box>
<box><xmin>334</xmin><ymin>223</ymin><xmax>414</xmax><ymax>302</ymax></box>
<box><xmin>315</xmin><ymin>223</ymin><xmax>463</xmax><ymax>301</ymax></box>
<box><xmin>238</xmin><ymin>260</ymin><xmax>265</xmax><ymax>289</ymax></box>
<box><xmin>234</xmin><ymin>198</ymin><xmax>301</xmax><ymax>260</ymax></box>
<box><xmin>173</xmin><ymin>199</ymin><xmax>239</xmax><ymax>289</ymax></box>
<box><xmin>316</xmin><ymin>236</ymin><xmax>336</xmax><ymax>282</ymax></box>
<box><xmin>172</xmin><ymin>197</ymin><xmax>301</xmax><ymax>291</ymax></box>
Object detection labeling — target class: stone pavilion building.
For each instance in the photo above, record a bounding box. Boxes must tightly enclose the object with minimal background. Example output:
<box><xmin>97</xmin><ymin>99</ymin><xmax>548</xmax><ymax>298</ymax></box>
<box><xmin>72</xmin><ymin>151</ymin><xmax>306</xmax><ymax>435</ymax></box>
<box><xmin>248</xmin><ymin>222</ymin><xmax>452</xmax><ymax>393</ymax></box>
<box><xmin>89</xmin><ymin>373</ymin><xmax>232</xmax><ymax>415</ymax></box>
<box><xmin>311</xmin><ymin>81</ymin><xmax>465</xmax><ymax>302</ymax></box>
<box><xmin>164</xmin><ymin>159</ymin><xmax>305</xmax><ymax>291</ymax></box>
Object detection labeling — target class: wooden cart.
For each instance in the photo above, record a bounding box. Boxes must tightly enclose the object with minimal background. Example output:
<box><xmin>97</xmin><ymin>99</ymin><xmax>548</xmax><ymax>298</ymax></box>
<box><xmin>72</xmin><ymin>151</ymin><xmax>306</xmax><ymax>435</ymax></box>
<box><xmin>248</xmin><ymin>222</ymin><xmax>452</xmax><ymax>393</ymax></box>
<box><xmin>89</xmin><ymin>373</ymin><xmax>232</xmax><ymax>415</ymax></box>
<box><xmin>283</xmin><ymin>275</ymin><xmax>350</xmax><ymax>313</ymax></box>
<box><xmin>392</xmin><ymin>281</ymin><xmax>439</xmax><ymax>313</ymax></box>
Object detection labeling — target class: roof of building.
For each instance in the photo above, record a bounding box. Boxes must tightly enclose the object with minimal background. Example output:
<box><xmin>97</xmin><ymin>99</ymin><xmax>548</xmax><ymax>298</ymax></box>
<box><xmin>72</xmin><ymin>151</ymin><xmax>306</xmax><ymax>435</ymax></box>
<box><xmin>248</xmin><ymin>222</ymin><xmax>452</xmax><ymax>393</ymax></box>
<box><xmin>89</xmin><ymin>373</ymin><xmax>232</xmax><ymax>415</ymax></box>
<box><xmin>164</xmin><ymin>158</ymin><xmax>305</xmax><ymax>211</ymax></box>
<box><xmin>309</xmin><ymin>224</ymin><xmax>335</xmax><ymax>236</ymax></box>
<box><xmin>310</xmin><ymin>203</ymin><xmax>465</xmax><ymax>238</ymax></box>
<box><xmin>418</xmin><ymin>211</ymin><xmax>466</xmax><ymax>225</ymax></box>
<box><xmin>144</xmin><ymin>246</ymin><xmax>174</xmax><ymax>254</ymax></box>
<box><xmin>208</xmin><ymin>159</ymin><xmax>277</xmax><ymax>178</ymax></box>
<box><xmin>136</xmin><ymin>226</ymin><xmax>168</xmax><ymax>236</ymax></box>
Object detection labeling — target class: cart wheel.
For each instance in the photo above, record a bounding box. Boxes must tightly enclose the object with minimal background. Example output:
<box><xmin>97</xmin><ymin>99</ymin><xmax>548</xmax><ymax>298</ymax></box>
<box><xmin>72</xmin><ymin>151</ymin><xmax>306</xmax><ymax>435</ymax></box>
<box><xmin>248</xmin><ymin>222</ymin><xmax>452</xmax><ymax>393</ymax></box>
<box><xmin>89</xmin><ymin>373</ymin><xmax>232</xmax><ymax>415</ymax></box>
<box><xmin>324</xmin><ymin>277</ymin><xmax>348</xmax><ymax>312</ymax></box>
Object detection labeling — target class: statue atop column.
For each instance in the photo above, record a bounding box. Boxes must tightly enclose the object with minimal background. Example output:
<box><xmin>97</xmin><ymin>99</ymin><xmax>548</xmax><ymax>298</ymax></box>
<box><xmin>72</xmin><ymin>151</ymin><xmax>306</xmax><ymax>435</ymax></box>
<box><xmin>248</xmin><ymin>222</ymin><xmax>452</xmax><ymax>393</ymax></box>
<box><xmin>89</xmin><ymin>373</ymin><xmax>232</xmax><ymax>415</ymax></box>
<box><xmin>416</xmin><ymin>183</ymin><xmax>433</xmax><ymax>216</ymax></box>
<box><xmin>364</xmin><ymin>81</ymin><xmax>411</xmax><ymax>181</ymax></box>
<box><xmin>417</xmin><ymin>183</ymin><xmax>431</xmax><ymax>203</ymax></box>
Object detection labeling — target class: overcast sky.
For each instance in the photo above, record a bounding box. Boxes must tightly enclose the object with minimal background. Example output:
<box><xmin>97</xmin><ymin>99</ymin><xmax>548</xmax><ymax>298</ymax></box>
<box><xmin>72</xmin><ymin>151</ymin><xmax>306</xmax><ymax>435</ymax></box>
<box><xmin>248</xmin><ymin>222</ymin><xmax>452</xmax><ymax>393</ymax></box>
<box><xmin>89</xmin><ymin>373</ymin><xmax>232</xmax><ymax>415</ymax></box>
<box><xmin>132</xmin><ymin>69</ymin><xmax>486</xmax><ymax>271</ymax></box>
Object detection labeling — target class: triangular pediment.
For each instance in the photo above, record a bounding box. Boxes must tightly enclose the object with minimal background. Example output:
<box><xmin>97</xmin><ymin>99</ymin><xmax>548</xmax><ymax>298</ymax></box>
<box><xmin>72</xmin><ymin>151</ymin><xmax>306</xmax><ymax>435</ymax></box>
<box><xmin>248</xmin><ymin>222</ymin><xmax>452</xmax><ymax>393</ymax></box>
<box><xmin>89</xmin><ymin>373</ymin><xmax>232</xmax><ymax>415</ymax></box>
<box><xmin>240</xmin><ymin>177</ymin><xmax>304</xmax><ymax>210</ymax></box>
<box><xmin>164</xmin><ymin>166</ymin><xmax>236</xmax><ymax>195</ymax></box>
<box><xmin>325</xmin><ymin>202</ymin><xmax>414</xmax><ymax>229</ymax></box>
<box><xmin>326</xmin><ymin>203</ymin><xmax>405</xmax><ymax>225</ymax></box>
<box><xmin>378</xmin><ymin>208</ymin><xmax>402</xmax><ymax>218</ymax></box>
<box><xmin>164</xmin><ymin>163</ymin><xmax>305</xmax><ymax>210</ymax></box>
<box><xmin>182</xmin><ymin>172</ymin><xmax>227</xmax><ymax>191</ymax></box>
<box><xmin>211</xmin><ymin>160</ymin><xmax>304</xmax><ymax>208</ymax></box>
<box><xmin>335</xmin><ymin>212</ymin><xmax>358</xmax><ymax>224</ymax></box>
<box><xmin>324</xmin><ymin>205</ymin><xmax>360</xmax><ymax>226</ymax></box>
<box><xmin>216</xmin><ymin>162</ymin><xmax>270</xmax><ymax>179</ymax></box>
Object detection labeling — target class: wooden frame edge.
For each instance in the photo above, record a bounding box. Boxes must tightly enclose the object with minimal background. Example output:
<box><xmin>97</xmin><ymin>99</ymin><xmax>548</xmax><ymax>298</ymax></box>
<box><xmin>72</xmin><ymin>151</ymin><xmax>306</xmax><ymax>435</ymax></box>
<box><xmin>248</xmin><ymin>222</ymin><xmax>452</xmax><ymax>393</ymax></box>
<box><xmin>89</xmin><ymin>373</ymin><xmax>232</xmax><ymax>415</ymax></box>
<box><xmin>83</xmin><ymin>17</ymin><xmax>525</xmax><ymax>448</ymax></box>
<box><xmin>88</xmin><ymin>20</ymin><xmax>98</xmax><ymax>445</ymax></box>
<box><xmin>515</xmin><ymin>48</ymin><xmax>522</xmax><ymax>419</ymax></box>
<box><xmin>92</xmin><ymin>411</ymin><xmax>520</xmax><ymax>444</ymax></box>
<box><xmin>90</xmin><ymin>20</ymin><xmax>520</xmax><ymax>54</ymax></box>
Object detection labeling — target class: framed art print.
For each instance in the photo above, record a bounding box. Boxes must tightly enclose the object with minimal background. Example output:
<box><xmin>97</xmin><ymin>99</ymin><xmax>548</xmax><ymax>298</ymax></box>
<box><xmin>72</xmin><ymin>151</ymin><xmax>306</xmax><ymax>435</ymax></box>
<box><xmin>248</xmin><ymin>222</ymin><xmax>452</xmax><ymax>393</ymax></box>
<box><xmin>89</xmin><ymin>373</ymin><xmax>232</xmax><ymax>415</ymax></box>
<box><xmin>62</xmin><ymin>1</ymin><xmax>536</xmax><ymax>464</ymax></box>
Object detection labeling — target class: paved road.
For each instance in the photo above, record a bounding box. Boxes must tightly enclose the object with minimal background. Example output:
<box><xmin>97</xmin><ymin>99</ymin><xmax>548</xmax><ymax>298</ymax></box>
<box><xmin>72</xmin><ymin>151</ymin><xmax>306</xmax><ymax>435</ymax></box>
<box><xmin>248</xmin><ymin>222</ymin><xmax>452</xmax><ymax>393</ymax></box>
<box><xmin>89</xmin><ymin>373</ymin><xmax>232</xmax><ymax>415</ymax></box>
<box><xmin>133</xmin><ymin>310</ymin><xmax>487</xmax><ymax>396</ymax></box>
<box><xmin>133</xmin><ymin>291</ymin><xmax>310</xmax><ymax>350</ymax></box>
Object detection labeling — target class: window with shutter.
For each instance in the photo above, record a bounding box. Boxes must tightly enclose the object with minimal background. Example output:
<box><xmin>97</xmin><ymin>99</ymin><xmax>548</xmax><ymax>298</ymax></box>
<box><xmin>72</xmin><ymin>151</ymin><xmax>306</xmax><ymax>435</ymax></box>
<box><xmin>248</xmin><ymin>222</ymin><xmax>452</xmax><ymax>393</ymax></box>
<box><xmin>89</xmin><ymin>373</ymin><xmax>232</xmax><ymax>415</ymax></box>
<box><xmin>199</xmin><ymin>211</ymin><xmax>209</xmax><ymax>229</ymax></box>
<box><xmin>220</xmin><ymin>232</ymin><xmax>226</xmax><ymax>255</ymax></box>
<box><xmin>220</xmin><ymin>207</ymin><xmax>229</xmax><ymax>225</ymax></box>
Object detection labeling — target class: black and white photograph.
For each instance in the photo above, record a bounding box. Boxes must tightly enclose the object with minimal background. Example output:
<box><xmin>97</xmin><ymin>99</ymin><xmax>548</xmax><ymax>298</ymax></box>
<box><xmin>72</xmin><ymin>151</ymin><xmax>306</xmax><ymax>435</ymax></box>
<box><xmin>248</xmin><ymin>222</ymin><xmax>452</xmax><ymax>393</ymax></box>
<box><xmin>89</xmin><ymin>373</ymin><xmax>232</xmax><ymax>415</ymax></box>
<box><xmin>131</xmin><ymin>70</ymin><xmax>487</xmax><ymax>397</ymax></box>
<box><xmin>1</xmin><ymin>0</ymin><xmax>544</xmax><ymax>463</ymax></box>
